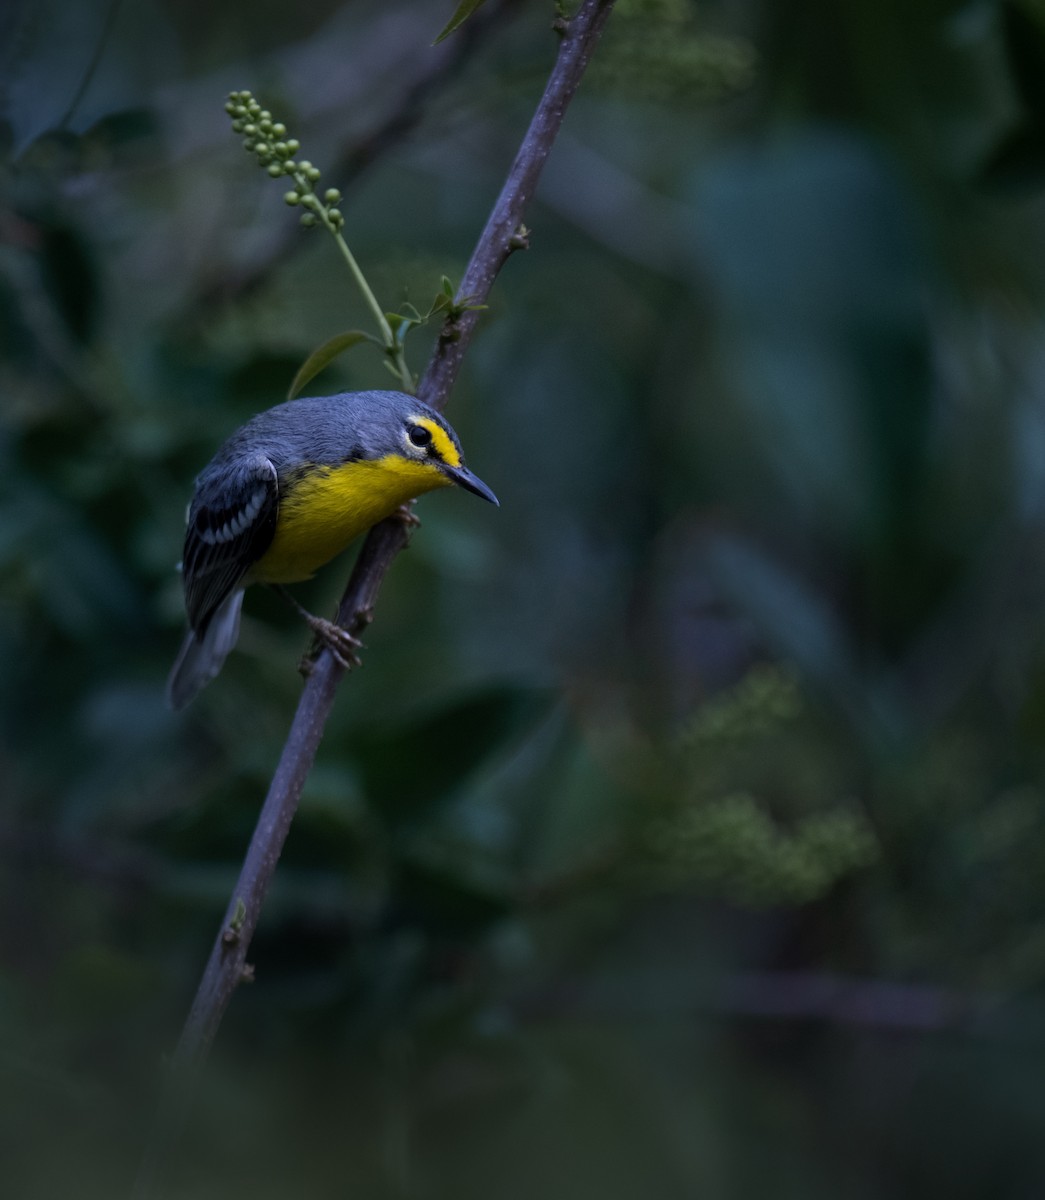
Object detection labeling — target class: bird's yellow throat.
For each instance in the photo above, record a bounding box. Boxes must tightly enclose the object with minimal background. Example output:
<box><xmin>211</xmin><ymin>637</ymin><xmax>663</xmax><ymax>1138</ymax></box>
<box><xmin>250</xmin><ymin>455</ymin><xmax>450</xmax><ymax>584</ymax></box>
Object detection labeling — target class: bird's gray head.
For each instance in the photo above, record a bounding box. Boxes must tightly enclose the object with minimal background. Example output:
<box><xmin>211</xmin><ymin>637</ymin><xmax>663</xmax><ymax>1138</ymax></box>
<box><xmin>331</xmin><ymin>390</ymin><xmax>499</xmax><ymax>505</ymax></box>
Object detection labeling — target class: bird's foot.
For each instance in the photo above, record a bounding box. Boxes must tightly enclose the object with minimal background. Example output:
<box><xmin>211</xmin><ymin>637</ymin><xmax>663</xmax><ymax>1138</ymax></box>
<box><xmin>271</xmin><ymin>584</ymin><xmax>363</xmax><ymax>673</ymax></box>
<box><xmin>304</xmin><ymin>615</ymin><xmax>364</xmax><ymax>671</ymax></box>
<box><xmin>393</xmin><ymin>504</ymin><xmax>422</xmax><ymax>531</ymax></box>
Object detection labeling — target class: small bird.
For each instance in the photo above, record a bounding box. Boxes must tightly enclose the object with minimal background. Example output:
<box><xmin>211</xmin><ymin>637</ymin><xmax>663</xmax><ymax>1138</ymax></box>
<box><xmin>166</xmin><ymin>389</ymin><xmax>498</xmax><ymax>709</ymax></box>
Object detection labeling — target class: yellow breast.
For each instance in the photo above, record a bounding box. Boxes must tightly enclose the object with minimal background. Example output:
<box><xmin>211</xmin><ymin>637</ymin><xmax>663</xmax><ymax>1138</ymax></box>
<box><xmin>249</xmin><ymin>456</ymin><xmax>449</xmax><ymax>585</ymax></box>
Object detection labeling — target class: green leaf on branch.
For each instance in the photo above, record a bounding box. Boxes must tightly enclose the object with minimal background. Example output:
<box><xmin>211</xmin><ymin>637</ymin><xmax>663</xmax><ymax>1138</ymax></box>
<box><xmin>427</xmin><ymin>277</ymin><xmax>489</xmax><ymax>323</ymax></box>
<box><xmin>287</xmin><ymin>330</ymin><xmax>375</xmax><ymax>400</ymax></box>
<box><xmin>385</xmin><ymin>312</ymin><xmax>411</xmax><ymax>346</ymax></box>
<box><xmin>434</xmin><ymin>0</ymin><xmax>490</xmax><ymax>44</ymax></box>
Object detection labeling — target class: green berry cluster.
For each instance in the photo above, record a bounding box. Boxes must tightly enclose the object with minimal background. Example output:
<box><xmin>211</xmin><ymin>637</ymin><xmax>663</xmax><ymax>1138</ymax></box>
<box><xmin>224</xmin><ymin>90</ymin><xmax>344</xmax><ymax>231</ymax></box>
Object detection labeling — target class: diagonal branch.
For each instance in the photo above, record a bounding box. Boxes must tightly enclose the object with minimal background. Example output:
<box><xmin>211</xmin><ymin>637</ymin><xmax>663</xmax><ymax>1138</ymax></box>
<box><xmin>136</xmin><ymin>4</ymin><xmax>616</xmax><ymax>1190</ymax></box>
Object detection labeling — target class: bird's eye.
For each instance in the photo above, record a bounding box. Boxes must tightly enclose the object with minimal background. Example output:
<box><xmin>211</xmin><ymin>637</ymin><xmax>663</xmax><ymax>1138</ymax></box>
<box><xmin>407</xmin><ymin>424</ymin><xmax>432</xmax><ymax>448</ymax></box>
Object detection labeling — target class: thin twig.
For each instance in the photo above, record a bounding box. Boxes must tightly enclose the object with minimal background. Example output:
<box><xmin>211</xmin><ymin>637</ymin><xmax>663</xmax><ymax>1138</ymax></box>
<box><xmin>417</xmin><ymin>10</ymin><xmax>616</xmax><ymax>407</ymax></box>
<box><xmin>135</xmin><ymin>2</ymin><xmax>616</xmax><ymax>1192</ymax></box>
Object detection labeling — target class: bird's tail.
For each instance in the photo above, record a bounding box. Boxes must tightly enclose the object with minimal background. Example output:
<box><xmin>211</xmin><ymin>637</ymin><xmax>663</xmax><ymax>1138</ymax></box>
<box><xmin>166</xmin><ymin>589</ymin><xmax>245</xmax><ymax>710</ymax></box>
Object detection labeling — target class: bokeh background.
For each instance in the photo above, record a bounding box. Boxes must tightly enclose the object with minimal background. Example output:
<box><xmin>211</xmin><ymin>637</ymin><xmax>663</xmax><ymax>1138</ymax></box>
<box><xmin>7</xmin><ymin>0</ymin><xmax>1045</xmax><ymax>1195</ymax></box>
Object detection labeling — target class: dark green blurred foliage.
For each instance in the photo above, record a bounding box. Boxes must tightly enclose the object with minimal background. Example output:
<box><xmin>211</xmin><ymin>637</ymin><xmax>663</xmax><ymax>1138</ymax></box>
<box><xmin>9</xmin><ymin>0</ymin><xmax>1045</xmax><ymax>1197</ymax></box>
<box><xmin>589</xmin><ymin>0</ymin><xmax>757</xmax><ymax>103</ymax></box>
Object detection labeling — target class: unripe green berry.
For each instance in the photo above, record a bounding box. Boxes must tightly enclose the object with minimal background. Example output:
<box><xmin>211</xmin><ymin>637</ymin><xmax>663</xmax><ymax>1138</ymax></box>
<box><xmin>272</xmin><ymin>123</ymin><xmax>287</xmax><ymax>137</ymax></box>
<box><xmin>267</xmin><ymin>162</ymin><xmax>283</xmax><ymax>177</ymax></box>
<box><xmin>225</xmin><ymin>101</ymin><xmax>238</xmax><ymax>114</ymax></box>
<box><xmin>300</xmin><ymin>213</ymin><xmax>316</xmax><ymax>227</ymax></box>
<box><xmin>300</xmin><ymin>193</ymin><xmax>319</xmax><ymax>209</ymax></box>
<box><xmin>274</xmin><ymin>141</ymin><xmax>288</xmax><ymax>157</ymax></box>
<box><xmin>260</xmin><ymin>110</ymin><xmax>272</xmax><ymax>122</ymax></box>
<box><xmin>254</xmin><ymin>141</ymin><xmax>269</xmax><ymax>154</ymax></box>
<box><xmin>231</xmin><ymin>119</ymin><xmax>244</xmax><ymax>132</ymax></box>
<box><xmin>284</xmin><ymin>159</ymin><xmax>297</xmax><ymax>172</ymax></box>
<box><xmin>284</xmin><ymin>191</ymin><xmax>300</xmax><ymax>205</ymax></box>
<box><xmin>243</xmin><ymin>123</ymin><xmax>257</xmax><ymax>136</ymax></box>
<box><xmin>324</xmin><ymin>188</ymin><xmax>341</xmax><ymax>203</ymax></box>
<box><xmin>286</xmin><ymin>139</ymin><xmax>300</xmax><ymax>153</ymax></box>
<box><xmin>243</xmin><ymin>139</ymin><xmax>256</xmax><ymax>151</ymax></box>
<box><xmin>238</xmin><ymin>90</ymin><xmax>251</xmax><ymax>101</ymax></box>
<box><xmin>298</xmin><ymin>160</ymin><xmax>312</xmax><ymax>172</ymax></box>
<box><xmin>306</xmin><ymin>167</ymin><xmax>320</xmax><ymax>181</ymax></box>
<box><xmin>327</xmin><ymin>208</ymin><xmax>342</xmax><ymax>223</ymax></box>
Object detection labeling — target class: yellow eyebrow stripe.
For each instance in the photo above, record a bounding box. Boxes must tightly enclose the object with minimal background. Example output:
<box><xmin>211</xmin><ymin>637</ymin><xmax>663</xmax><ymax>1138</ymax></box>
<box><xmin>412</xmin><ymin>415</ymin><xmax>461</xmax><ymax>468</ymax></box>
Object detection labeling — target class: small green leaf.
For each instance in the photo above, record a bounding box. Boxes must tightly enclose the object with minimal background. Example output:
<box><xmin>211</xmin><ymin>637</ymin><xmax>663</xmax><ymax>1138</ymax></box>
<box><xmin>287</xmin><ymin>330</ymin><xmax>374</xmax><ymax>400</ymax></box>
<box><xmin>441</xmin><ymin>275</ymin><xmax>455</xmax><ymax>297</ymax></box>
<box><xmin>433</xmin><ymin>0</ymin><xmax>489</xmax><ymax>45</ymax></box>
<box><xmin>439</xmin><ymin>290</ymin><xmax>489</xmax><ymax>322</ymax></box>
<box><xmin>386</xmin><ymin>311</ymin><xmax>419</xmax><ymax>347</ymax></box>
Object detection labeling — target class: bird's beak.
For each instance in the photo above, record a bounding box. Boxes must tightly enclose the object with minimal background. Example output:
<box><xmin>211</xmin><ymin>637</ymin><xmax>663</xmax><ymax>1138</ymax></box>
<box><xmin>443</xmin><ymin>464</ymin><xmax>499</xmax><ymax>506</ymax></box>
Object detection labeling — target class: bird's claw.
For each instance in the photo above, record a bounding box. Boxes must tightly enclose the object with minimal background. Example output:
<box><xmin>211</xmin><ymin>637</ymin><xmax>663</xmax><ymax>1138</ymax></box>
<box><xmin>304</xmin><ymin>615</ymin><xmax>364</xmax><ymax>671</ymax></box>
<box><xmin>394</xmin><ymin>504</ymin><xmax>422</xmax><ymax>531</ymax></box>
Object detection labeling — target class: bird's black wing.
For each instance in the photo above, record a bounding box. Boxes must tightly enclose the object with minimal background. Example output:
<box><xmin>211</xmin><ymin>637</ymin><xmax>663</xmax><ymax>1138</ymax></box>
<box><xmin>181</xmin><ymin>454</ymin><xmax>279</xmax><ymax>634</ymax></box>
